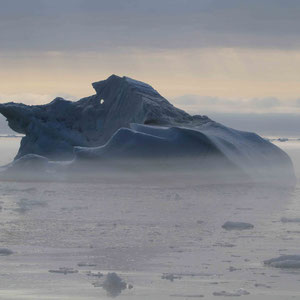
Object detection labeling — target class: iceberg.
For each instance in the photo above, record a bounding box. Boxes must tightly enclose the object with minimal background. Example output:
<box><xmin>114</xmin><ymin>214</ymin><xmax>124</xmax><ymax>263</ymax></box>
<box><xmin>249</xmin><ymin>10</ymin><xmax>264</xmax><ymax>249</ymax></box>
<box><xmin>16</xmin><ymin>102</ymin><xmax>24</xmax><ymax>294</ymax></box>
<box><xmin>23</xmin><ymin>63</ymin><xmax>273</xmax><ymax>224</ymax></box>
<box><xmin>0</xmin><ymin>75</ymin><xmax>295</xmax><ymax>183</ymax></box>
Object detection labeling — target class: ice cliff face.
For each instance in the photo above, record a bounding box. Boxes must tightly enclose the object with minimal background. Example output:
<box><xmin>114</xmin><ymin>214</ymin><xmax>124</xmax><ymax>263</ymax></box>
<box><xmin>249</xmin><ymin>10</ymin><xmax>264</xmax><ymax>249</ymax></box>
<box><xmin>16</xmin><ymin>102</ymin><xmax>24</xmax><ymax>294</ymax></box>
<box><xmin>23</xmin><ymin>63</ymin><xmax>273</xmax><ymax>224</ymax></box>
<box><xmin>0</xmin><ymin>75</ymin><xmax>295</xmax><ymax>183</ymax></box>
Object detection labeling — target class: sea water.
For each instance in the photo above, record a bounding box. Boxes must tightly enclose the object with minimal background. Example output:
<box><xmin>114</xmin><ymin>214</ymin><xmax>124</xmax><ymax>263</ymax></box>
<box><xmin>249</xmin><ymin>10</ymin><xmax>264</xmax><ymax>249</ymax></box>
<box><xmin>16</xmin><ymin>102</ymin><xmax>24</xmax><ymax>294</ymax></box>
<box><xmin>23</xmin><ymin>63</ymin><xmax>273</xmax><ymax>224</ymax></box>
<box><xmin>0</xmin><ymin>137</ymin><xmax>299</xmax><ymax>299</ymax></box>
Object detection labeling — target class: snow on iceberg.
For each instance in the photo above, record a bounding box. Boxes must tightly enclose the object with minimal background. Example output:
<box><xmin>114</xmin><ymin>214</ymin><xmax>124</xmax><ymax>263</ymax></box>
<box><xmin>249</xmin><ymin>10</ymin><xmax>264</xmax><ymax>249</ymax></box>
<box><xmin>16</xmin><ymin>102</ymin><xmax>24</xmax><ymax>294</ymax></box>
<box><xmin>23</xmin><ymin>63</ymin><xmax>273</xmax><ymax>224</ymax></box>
<box><xmin>0</xmin><ymin>75</ymin><xmax>295</xmax><ymax>183</ymax></box>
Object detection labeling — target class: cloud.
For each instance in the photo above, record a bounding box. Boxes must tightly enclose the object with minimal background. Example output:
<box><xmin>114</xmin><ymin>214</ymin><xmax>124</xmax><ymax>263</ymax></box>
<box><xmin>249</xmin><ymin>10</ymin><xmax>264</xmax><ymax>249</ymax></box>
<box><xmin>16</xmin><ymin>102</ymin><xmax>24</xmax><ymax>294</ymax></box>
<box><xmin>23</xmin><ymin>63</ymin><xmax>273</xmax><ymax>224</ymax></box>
<box><xmin>248</xmin><ymin>97</ymin><xmax>281</xmax><ymax>108</ymax></box>
<box><xmin>0</xmin><ymin>93</ymin><xmax>77</xmax><ymax>105</ymax></box>
<box><xmin>172</xmin><ymin>95</ymin><xmax>300</xmax><ymax>114</ymax></box>
<box><xmin>1</xmin><ymin>47</ymin><xmax>300</xmax><ymax>101</ymax></box>
<box><xmin>1</xmin><ymin>0</ymin><xmax>300</xmax><ymax>51</ymax></box>
<box><xmin>207</xmin><ymin>112</ymin><xmax>300</xmax><ymax>136</ymax></box>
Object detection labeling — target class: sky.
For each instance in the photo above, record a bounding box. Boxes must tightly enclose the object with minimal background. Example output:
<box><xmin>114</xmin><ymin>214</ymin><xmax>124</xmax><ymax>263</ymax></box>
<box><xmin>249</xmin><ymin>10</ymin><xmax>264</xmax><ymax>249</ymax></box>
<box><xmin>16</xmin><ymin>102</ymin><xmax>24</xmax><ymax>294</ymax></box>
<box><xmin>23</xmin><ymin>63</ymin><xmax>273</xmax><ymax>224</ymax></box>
<box><xmin>1</xmin><ymin>0</ymin><xmax>300</xmax><ymax>134</ymax></box>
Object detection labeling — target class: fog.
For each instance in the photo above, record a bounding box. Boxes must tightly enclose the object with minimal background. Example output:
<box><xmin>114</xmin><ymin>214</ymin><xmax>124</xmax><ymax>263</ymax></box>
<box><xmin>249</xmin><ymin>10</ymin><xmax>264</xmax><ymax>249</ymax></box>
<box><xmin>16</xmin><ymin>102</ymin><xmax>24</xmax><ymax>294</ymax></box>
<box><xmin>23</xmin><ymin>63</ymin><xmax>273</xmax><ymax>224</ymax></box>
<box><xmin>1</xmin><ymin>0</ymin><xmax>300</xmax><ymax>297</ymax></box>
<box><xmin>0</xmin><ymin>133</ymin><xmax>299</xmax><ymax>299</ymax></box>
<box><xmin>208</xmin><ymin>113</ymin><xmax>300</xmax><ymax>137</ymax></box>
<box><xmin>0</xmin><ymin>76</ymin><xmax>298</xmax><ymax>297</ymax></box>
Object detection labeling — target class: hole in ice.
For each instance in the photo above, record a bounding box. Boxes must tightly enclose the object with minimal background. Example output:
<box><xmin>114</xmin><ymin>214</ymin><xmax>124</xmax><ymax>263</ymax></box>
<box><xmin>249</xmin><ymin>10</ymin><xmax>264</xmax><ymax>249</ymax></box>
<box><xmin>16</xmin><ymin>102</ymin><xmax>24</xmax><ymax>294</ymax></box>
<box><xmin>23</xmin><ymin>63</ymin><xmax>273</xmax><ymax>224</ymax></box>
<box><xmin>100</xmin><ymin>99</ymin><xmax>104</xmax><ymax>104</ymax></box>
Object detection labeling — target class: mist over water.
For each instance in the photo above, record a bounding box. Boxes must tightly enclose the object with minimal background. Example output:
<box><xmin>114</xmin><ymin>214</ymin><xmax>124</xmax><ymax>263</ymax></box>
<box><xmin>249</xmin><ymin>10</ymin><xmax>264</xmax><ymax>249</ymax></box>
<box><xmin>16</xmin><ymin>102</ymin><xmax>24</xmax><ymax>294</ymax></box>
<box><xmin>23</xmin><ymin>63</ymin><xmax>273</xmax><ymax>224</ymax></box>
<box><xmin>0</xmin><ymin>137</ymin><xmax>21</xmax><ymax>166</ymax></box>
<box><xmin>1</xmin><ymin>0</ymin><xmax>300</xmax><ymax>297</ymax></box>
<box><xmin>0</xmin><ymin>136</ymin><xmax>300</xmax><ymax>299</ymax></box>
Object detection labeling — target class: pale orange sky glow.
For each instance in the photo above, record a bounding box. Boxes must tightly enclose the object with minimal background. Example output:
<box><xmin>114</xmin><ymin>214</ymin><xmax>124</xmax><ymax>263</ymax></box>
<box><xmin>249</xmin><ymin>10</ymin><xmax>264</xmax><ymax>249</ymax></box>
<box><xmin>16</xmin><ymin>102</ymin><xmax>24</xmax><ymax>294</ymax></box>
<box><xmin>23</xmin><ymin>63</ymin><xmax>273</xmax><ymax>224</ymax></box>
<box><xmin>1</xmin><ymin>0</ymin><xmax>300</xmax><ymax>116</ymax></box>
<box><xmin>1</xmin><ymin>48</ymin><xmax>300</xmax><ymax>114</ymax></box>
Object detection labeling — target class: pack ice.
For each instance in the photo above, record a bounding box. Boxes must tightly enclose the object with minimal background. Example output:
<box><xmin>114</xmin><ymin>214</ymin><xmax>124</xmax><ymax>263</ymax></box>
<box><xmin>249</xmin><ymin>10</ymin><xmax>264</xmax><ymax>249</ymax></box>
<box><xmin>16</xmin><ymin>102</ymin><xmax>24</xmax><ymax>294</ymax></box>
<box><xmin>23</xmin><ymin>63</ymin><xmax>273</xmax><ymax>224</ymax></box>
<box><xmin>0</xmin><ymin>75</ymin><xmax>295</xmax><ymax>183</ymax></box>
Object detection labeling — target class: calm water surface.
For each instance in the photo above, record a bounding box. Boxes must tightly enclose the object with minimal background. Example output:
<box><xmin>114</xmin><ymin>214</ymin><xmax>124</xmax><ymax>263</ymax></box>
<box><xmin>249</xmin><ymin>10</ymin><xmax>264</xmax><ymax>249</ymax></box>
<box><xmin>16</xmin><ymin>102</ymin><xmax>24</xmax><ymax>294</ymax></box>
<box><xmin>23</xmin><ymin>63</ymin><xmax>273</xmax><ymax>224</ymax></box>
<box><xmin>0</xmin><ymin>137</ymin><xmax>299</xmax><ymax>299</ymax></box>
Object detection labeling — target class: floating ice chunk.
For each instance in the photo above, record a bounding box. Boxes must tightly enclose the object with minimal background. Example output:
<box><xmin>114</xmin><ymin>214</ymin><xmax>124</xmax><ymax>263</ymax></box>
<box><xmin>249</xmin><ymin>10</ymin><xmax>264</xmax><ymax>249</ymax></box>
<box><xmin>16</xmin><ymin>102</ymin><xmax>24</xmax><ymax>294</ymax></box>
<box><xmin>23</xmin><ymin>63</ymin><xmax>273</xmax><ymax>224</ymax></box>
<box><xmin>3</xmin><ymin>187</ymin><xmax>37</xmax><ymax>193</ymax></box>
<box><xmin>213</xmin><ymin>242</ymin><xmax>236</xmax><ymax>247</ymax></box>
<box><xmin>213</xmin><ymin>288</ymin><xmax>250</xmax><ymax>296</ymax></box>
<box><xmin>0</xmin><ymin>248</ymin><xmax>13</xmax><ymax>256</ymax></box>
<box><xmin>281</xmin><ymin>217</ymin><xmax>300</xmax><ymax>223</ymax></box>
<box><xmin>102</xmin><ymin>272</ymin><xmax>127</xmax><ymax>298</ymax></box>
<box><xmin>86</xmin><ymin>271</ymin><xmax>103</xmax><ymax>278</ymax></box>
<box><xmin>264</xmin><ymin>255</ymin><xmax>300</xmax><ymax>269</ymax></box>
<box><xmin>44</xmin><ymin>190</ymin><xmax>56</xmax><ymax>195</ymax></box>
<box><xmin>254</xmin><ymin>283</ymin><xmax>271</xmax><ymax>288</ymax></box>
<box><xmin>222</xmin><ymin>221</ymin><xmax>254</xmax><ymax>230</ymax></box>
<box><xmin>161</xmin><ymin>273</ymin><xmax>182</xmax><ymax>282</ymax></box>
<box><xmin>174</xmin><ymin>193</ymin><xmax>182</xmax><ymax>201</ymax></box>
<box><xmin>170</xmin><ymin>294</ymin><xmax>204</xmax><ymax>298</ymax></box>
<box><xmin>48</xmin><ymin>267</ymin><xmax>78</xmax><ymax>274</ymax></box>
<box><xmin>92</xmin><ymin>282</ymin><xmax>102</xmax><ymax>287</ymax></box>
<box><xmin>15</xmin><ymin>198</ymin><xmax>47</xmax><ymax>213</ymax></box>
<box><xmin>78</xmin><ymin>262</ymin><xmax>97</xmax><ymax>267</ymax></box>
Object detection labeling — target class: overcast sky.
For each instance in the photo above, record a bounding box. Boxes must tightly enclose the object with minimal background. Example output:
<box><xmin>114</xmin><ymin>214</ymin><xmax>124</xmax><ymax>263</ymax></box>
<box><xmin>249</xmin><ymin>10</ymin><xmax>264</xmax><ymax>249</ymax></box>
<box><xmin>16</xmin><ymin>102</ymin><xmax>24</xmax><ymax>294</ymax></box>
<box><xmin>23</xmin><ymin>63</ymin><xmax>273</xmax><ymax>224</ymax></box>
<box><xmin>0</xmin><ymin>0</ymin><xmax>300</xmax><ymax>133</ymax></box>
<box><xmin>1</xmin><ymin>0</ymin><xmax>300</xmax><ymax>51</ymax></box>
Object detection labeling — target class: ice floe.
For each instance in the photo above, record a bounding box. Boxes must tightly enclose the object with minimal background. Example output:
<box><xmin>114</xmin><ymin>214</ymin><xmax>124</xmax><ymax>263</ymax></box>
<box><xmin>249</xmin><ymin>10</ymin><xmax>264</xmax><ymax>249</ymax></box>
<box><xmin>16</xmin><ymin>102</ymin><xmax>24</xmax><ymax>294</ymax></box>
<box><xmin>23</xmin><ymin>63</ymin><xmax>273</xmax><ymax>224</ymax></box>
<box><xmin>102</xmin><ymin>272</ymin><xmax>128</xmax><ymax>298</ymax></box>
<box><xmin>77</xmin><ymin>262</ymin><xmax>97</xmax><ymax>267</ymax></box>
<box><xmin>161</xmin><ymin>273</ymin><xmax>182</xmax><ymax>282</ymax></box>
<box><xmin>264</xmin><ymin>255</ymin><xmax>300</xmax><ymax>269</ymax></box>
<box><xmin>222</xmin><ymin>221</ymin><xmax>254</xmax><ymax>230</ymax></box>
<box><xmin>281</xmin><ymin>217</ymin><xmax>300</xmax><ymax>223</ymax></box>
<box><xmin>0</xmin><ymin>248</ymin><xmax>13</xmax><ymax>256</ymax></box>
<box><xmin>48</xmin><ymin>267</ymin><xmax>79</xmax><ymax>274</ymax></box>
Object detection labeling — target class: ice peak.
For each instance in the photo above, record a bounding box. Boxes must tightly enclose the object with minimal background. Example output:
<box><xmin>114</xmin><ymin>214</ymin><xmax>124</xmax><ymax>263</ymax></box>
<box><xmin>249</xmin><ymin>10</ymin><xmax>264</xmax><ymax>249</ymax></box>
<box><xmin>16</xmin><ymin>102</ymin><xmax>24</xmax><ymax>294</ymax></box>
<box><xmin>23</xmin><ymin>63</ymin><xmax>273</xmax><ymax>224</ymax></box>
<box><xmin>92</xmin><ymin>74</ymin><xmax>159</xmax><ymax>97</ymax></box>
